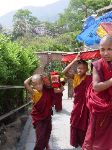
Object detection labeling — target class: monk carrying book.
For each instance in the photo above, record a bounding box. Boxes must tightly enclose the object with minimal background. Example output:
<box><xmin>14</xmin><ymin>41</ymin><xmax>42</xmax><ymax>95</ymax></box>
<box><xmin>24</xmin><ymin>74</ymin><xmax>54</xmax><ymax>150</ymax></box>
<box><xmin>62</xmin><ymin>55</ymin><xmax>92</xmax><ymax>148</ymax></box>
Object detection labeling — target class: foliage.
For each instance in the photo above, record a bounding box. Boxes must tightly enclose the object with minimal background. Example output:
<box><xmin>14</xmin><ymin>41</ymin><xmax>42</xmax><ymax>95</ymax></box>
<box><xmin>44</xmin><ymin>61</ymin><xmax>66</xmax><ymax>73</ymax></box>
<box><xmin>13</xmin><ymin>9</ymin><xmax>40</xmax><ymax>39</ymax></box>
<box><xmin>57</xmin><ymin>0</ymin><xmax>111</xmax><ymax>32</ymax></box>
<box><xmin>16</xmin><ymin>31</ymin><xmax>82</xmax><ymax>52</ymax></box>
<box><xmin>0</xmin><ymin>0</ymin><xmax>111</xmax><ymax>115</ymax></box>
<box><xmin>0</xmin><ymin>34</ymin><xmax>37</xmax><ymax>85</ymax></box>
<box><xmin>0</xmin><ymin>34</ymin><xmax>38</xmax><ymax>114</ymax></box>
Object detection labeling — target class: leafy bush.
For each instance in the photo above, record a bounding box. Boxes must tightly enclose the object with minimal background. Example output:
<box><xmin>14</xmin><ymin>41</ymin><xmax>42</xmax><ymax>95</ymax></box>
<box><xmin>0</xmin><ymin>34</ymin><xmax>38</xmax><ymax>115</ymax></box>
<box><xmin>0</xmin><ymin>34</ymin><xmax>37</xmax><ymax>85</ymax></box>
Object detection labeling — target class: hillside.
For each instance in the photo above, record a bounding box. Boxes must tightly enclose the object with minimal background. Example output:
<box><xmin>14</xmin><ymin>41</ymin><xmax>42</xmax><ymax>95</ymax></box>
<box><xmin>0</xmin><ymin>0</ymin><xmax>69</xmax><ymax>27</ymax></box>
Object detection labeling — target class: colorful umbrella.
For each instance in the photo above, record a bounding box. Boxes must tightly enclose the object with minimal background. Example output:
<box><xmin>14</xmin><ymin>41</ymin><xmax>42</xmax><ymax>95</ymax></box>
<box><xmin>97</xmin><ymin>22</ymin><xmax>112</xmax><ymax>37</ymax></box>
<box><xmin>61</xmin><ymin>50</ymin><xmax>101</xmax><ymax>62</ymax></box>
<box><xmin>77</xmin><ymin>11</ymin><xmax>112</xmax><ymax>46</ymax></box>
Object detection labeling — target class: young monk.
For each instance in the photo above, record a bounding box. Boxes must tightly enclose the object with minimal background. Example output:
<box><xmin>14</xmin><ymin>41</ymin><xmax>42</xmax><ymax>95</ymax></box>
<box><xmin>62</xmin><ymin>56</ymin><xmax>92</xmax><ymax>148</ymax></box>
<box><xmin>53</xmin><ymin>87</ymin><xmax>64</xmax><ymax>112</ymax></box>
<box><xmin>24</xmin><ymin>74</ymin><xmax>54</xmax><ymax>150</ymax></box>
<box><xmin>82</xmin><ymin>35</ymin><xmax>112</xmax><ymax>150</ymax></box>
<box><xmin>53</xmin><ymin>79</ymin><xmax>65</xmax><ymax>112</ymax></box>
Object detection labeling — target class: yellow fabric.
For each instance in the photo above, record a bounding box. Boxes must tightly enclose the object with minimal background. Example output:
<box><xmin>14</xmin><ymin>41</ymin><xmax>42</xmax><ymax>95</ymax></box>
<box><xmin>97</xmin><ymin>25</ymin><xmax>107</xmax><ymax>38</ymax></box>
<box><xmin>32</xmin><ymin>89</ymin><xmax>42</xmax><ymax>104</ymax></box>
<box><xmin>73</xmin><ymin>74</ymin><xmax>86</xmax><ymax>88</ymax></box>
<box><xmin>60</xmin><ymin>77</ymin><xmax>64</xmax><ymax>82</ymax></box>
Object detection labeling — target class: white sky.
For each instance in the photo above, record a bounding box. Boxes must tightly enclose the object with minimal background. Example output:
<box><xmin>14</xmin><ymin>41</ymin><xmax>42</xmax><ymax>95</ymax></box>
<box><xmin>0</xmin><ymin>0</ymin><xmax>60</xmax><ymax>16</ymax></box>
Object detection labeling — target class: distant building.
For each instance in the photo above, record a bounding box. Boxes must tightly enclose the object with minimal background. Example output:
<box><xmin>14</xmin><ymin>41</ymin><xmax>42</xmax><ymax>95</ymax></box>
<box><xmin>34</xmin><ymin>24</ymin><xmax>49</xmax><ymax>36</ymax></box>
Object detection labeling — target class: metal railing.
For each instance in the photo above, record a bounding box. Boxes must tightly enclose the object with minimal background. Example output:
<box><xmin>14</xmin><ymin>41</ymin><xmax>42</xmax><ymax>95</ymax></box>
<box><xmin>0</xmin><ymin>85</ymin><xmax>31</xmax><ymax>122</ymax></box>
<box><xmin>0</xmin><ymin>101</ymin><xmax>31</xmax><ymax>122</ymax></box>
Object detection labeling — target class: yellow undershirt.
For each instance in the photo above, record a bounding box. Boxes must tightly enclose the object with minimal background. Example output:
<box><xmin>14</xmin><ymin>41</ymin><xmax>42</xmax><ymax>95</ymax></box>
<box><xmin>32</xmin><ymin>89</ymin><xmax>42</xmax><ymax>104</ymax></box>
<box><xmin>73</xmin><ymin>74</ymin><xmax>86</xmax><ymax>88</ymax></box>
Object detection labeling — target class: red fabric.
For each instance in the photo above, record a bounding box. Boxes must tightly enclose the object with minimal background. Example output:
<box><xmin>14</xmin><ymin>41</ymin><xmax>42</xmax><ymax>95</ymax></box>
<box><xmin>34</xmin><ymin>117</ymin><xmax>52</xmax><ymax>150</ymax></box>
<box><xmin>87</xmin><ymin>59</ymin><xmax>112</xmax><ymax>113</ymax></box>
<box><xmin>50</xmin><ymin>71</ymin><xmax>61</xmax><ymax>88</ymax></box>
<box><xmin>54</xmin><ymin>93</ymin><xmax>63</xmax><ymax>112</ymax></box>
<box><xmin>50</xmin><ymin>71</ymin><xmax>59</xmax><ymax>75</ymax></box>
<box><xmin>100</xmin><ymin>59</ymin><xmax>112</xmax><ymax>97</ymax></box>
<box><xmin>31</xmin><ymin>87</ymin><xmax>53</xmax><ymax>126</ymax></box>
<box><xmin>70</xmin><ymin>75</ymin><xmax>92</xmax><ymax>147</ymax></box>
<box><xmin>70</xmin><ymin>127</ymin><xmax>86</xmax><ymax>147</ymax></box>
<box><xmin>83</xmin><ymin>59</ymin><xmax>112</xmax><ymax>150</ymax></box>
<box><xmin>100</xmin><ymin>22</ymin><xmax>112</xmax><ymax>35</ymax></box>
<box><xmin>42</xmin><ymin>76</ymin><xmax>51</xmax><ymax>87</ymax></box>
<box><xmin>62</xmin><ymin>50</ymin><xmax>101</xmax><ymax>62</ymax></box>
<box><xmin>83</xmin><ymin>112</ymin><xmax>112</xmax><ymax>150</ymax></box>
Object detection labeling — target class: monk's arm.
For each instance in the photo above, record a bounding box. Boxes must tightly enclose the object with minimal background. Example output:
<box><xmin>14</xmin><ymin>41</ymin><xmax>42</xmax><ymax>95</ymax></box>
<box><xmin>64</xmin><ymin>72</ymin><xmax>74</xmax><ymax>79</ymax></box>
<box><xmin>24</xmin><ymin>76</ymin><xmax>33</xmax><ymax>95</ymax></box>
<box><xmin>62</xmin><ymin>54</ymin><xmax>80</xmax><ymax>79</ymax></box>
<box><xmin>54</xmin><ymin>86</ymin><xmax>64</xmax><ymax>93</ymax></box>
<box><xmin>93</xmin><ymin>67</ymin><xmax>112</xmax><ymax>92</ymax></box>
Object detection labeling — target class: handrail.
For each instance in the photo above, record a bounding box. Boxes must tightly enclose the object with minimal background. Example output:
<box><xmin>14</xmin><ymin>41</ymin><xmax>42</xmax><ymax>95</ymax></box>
<box><xmin>0</xmin><ymin>101</ymin><xmax>32</xmax><ymax>121</ymax></box>
<box><xmin>0</xmin><ymin>85</ymin><xmax>24</xmax><ymax>89</ymax></box>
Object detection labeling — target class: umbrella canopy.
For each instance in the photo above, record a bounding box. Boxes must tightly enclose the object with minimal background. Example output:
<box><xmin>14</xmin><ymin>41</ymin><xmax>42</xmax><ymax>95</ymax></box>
<box><xmin>77</xmin><ymin>11</ymin><xmax>112</xmax><ymax>46</ymax></box>
<box><xmin>62</xmin><ymin>50</ymin><xmax>101</xmax><ymax>62</ymax></box>
<box><xmin>97</xmin><ymin>22</ymin><xmax>112</xmax><ymax>37</ymax></box>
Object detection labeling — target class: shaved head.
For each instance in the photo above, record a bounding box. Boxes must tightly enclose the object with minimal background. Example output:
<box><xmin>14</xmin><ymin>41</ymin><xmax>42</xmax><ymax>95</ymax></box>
<box><xmin>32</xmin><ymin>74</ymin><xmax>42</xmax><ymax>82</ymax></box>
<box><xmin>31</xmin><ymin>74</ymin><xmax>43</xmax><ymax>91</ymax></box>
<box><xmin>100</xmin><ymin>35</ymin><xmax>112</xmax><ymax>47</ymax></box>
<box><xmin>99</xmin><ymin>35</ymin><xmax>112</xmax><ymax>61</ymax></box>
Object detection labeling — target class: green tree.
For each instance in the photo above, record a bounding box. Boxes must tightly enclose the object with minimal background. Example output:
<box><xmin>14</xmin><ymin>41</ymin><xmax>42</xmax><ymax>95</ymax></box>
<box><xmin>0</xmin><ymin>34</ymin><xmax>38</xmax><ymax>114</ymax></box>
<box><xmin>0</xmin><ymin>34</ymin><xmax>37</xmax><ymax>85</ymax></box>
<box><xmin>69</xmin><ymin>0</ymin><xmax>111</xmax><ymax>16</ymax></box>
<box><xmin>57</xmin><ymin>0</ymin><xmax>111</xmax><ymax>32</ymax></box>
<box><xmin>13</xmin><ymin>9</ymin><xmax>40</xmax><ymax>38</ymax></box>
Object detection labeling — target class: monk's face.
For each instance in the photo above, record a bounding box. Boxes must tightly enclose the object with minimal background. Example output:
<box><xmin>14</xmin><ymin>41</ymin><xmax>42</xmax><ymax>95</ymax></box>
<box><xmin>32</xmin><ymin>79</ymin><xmax>43</xmax><ymax>91</ymax></box>
<box><xmin>77</xmin><ymin>64</ymin><xmax>88</xmax><ymax>77</ymax></box>
<box><xmin>100</xmin><ymin>40</ymin><xmax>112</xmax><ymax>62</ymax></box>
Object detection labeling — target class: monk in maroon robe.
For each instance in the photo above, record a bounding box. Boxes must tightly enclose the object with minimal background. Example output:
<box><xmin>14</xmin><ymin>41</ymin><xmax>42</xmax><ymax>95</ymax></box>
<box><xmin>70</xmin><ymin>75</ymin><xmax>92</xmax><ymax>147</ymax></box>
<box><xmin>32</xmin><ymin>87</ymin><xmax>53</xmax><ymax>150</ymax></box>
<box><xmin>54</xmin><ymin>78</ymin><xmax>66</xmax><ymax>112</ymax></box>
<box><xmin>62</xmin><ymin>57</ymin><xmax>92</xmax><ymax>148</ymax></box>
<box><xmin>54</xmin><ymin>92</ymin><xmax>63</xmax><ymax>112</ymax></box>
<box><xmin>83</xmin><ymin>35</ymin><xmax>112</xmax><ymax>150</ymax></box>
<box><xmin>24</xmin><ymin>74</ymin><xmax>54</xmax><ymax>150</ymax></box>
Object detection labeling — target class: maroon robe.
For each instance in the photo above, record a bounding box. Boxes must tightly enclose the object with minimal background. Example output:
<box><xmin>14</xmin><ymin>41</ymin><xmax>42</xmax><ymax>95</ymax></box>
<box><xmin>54</xmin><ymin>92</ymin><xmax>63</xmax><ymax>112</ymax></box>
<box><xmin>70</xmin><ymin>75</ymin><xmax>92</xmax><ymax>147</ymax></box>
<box><xmin>31</xmin><ymin>87</ymin><xmax>53</xmax><ymax>150</ymax></box>
<box><xmin>83</xmin><ymin>59</ymin><xmax>112</xmax><ymax>150</ymax></box>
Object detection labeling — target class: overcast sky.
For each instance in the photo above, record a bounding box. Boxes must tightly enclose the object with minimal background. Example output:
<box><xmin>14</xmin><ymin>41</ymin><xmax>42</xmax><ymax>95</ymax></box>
<box><xmin>0</xmin><ymin>0</ymin><xmax>60</xmax><ymax>16</ymax></box>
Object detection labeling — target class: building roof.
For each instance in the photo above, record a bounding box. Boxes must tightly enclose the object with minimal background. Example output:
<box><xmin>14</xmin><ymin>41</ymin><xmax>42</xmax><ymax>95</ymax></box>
<box><xmin>96</xmin><ymin>4</ymin><xmax>112</xmax><ymax>14</ymax></box>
